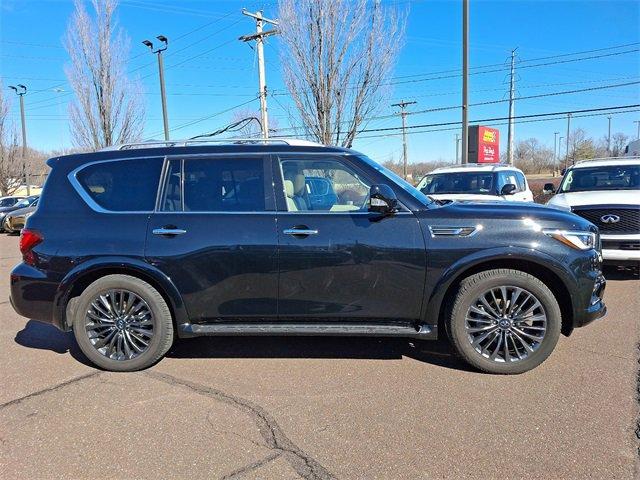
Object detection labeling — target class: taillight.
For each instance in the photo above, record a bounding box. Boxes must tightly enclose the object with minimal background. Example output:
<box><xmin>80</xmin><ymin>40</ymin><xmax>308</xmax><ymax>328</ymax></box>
<box><xmin>19</xmin><ymin>229</ymin><xmax>43</xmax><ymax>265</ymax></box>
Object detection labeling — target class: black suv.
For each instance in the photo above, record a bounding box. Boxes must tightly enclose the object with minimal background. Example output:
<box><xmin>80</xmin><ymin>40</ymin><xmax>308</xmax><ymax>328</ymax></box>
<box><xmin>10</xmin><ymin>140</ymin><xmax>606</xmax><ymax>374</ymax></box>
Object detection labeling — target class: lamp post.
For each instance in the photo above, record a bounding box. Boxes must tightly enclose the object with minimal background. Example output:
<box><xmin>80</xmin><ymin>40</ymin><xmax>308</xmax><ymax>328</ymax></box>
<box><xmin>143</xmin><ymin>35</ymin><xmax>170</xmax><ymax>141</ymax></box>
<box><xmin>8</xmin><ymin>84</ymin><xmax>29</xmax><ymax>195</ymax></box>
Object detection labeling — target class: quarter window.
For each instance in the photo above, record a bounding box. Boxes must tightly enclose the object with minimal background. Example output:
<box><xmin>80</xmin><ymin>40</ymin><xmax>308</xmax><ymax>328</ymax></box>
<box><xmin>279</xmin><ymin>157</ymin><xmax>371</xmax><ymax>212</ymax></box>
<box><xmin>76</xmin><ymin>158</ymin><xmax>162</xmax><ymax>211</ymax></box>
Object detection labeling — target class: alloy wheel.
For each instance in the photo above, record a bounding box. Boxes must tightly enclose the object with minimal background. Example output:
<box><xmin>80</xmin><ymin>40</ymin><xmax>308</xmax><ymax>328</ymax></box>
<box><xmin>84</xmin><ymin>289</ymin><xmax>155</xmax><ymax>361</ymax></box>
<box><xmin>465</xmin><ymin>286</ymin><xmax>547</xmax><ymax>363</ymax></box>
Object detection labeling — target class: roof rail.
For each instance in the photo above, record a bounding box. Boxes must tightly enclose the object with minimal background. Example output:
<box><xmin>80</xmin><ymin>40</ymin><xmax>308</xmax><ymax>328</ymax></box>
<box><xmin>103</xmin><ymin>137</ymin><xmax>325</xmax><ymax>151</ymax></box>
<box><xmin>445</xmin><ymin>162</ymin><xmax>513</xmax><ymax>168</ymax></box>
<box><xmin>573</xmin><ymin>155</ymin><xmax>640</xmax><ymax>165</ymax></box>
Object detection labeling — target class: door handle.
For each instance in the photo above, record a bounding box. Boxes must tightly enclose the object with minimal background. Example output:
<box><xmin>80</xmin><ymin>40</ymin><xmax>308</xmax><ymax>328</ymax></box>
<box><xmin>283</xmin><ymin>227</ymin><xmax>318</xmax><ymax>236</ymax></box>
<box><xmin>153</xmin><ymin>228</ymin><xmax>187</xmax><ymax>236</ymax></box>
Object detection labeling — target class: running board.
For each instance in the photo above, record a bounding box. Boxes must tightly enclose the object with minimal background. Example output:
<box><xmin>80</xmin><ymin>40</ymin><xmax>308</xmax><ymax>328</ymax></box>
<box><xmin>178</xmin><ymin>322</ymin><xmax>437</xmax><ymax>339</ymax></box>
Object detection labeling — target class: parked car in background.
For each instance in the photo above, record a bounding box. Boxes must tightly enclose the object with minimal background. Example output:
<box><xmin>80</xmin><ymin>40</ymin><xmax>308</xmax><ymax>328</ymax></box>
<box><xmin>624</xmin><ymin>139</ymin><xmax>640</xmax><ymax>157</ymax></box>
<box><xmin>545</xmin><ymin>157</ymin><xmax>639</xmax><ymax>266</ymax></box>
<box><xmin>0</xmin><ymin>196</ymin><xmax>26</xmax><ymax>208</ymax></box>
<box><xmin>10</xmin><ymin>139</ymin><xmax>606</xmax><ymax>374</ymax></box>
<box><xmin>3</xmin><ymin>198</ymin><xmax>39</xmax><ymax>234</ymax></box>
<box><xmin>416</xmin><ymin>164</ymin><xmax>534</xmax><ymax>202</ymax></box>
<box><xmin>0</xmin><ymin>195</ymin><xmax>38</xmax><ymax>232</ymax></box>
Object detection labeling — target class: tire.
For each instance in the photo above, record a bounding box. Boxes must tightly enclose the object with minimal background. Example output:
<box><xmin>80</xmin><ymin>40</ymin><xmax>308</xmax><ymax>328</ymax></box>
<box><xmin>72</xmin><ymin>274</ymin><xmax>174</xmax><ymax>372</ymax></box>
<box><xmin>447</xmin><ymin>268</ymin><xmax>561</xmax><ymax>374</ymax></box>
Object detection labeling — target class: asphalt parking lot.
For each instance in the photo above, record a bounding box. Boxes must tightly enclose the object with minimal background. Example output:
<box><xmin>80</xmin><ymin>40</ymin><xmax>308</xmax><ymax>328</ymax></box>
<box><xmin>0</xmin><ymin>233</ymin><xmax>638</xmax><ymax>479</ymax></box>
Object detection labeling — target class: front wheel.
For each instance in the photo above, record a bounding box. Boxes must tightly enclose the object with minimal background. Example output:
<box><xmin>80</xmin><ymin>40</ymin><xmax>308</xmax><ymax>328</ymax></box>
<box><xmin>72</xmin><ymin>274</ymin><xmax>174</xmax><ymax>371</ymax></box>
<box><xmin>447</xmin><ymin>269</ymin><xmax>561</xmax><ymax>374</ymax></box>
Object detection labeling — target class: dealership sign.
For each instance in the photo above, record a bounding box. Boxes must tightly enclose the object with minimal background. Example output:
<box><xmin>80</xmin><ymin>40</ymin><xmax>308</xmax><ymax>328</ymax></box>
<box><xmin>468</xmin><ymin>126</ymin><xmax>500</xmax><ymax>163</ymax></box>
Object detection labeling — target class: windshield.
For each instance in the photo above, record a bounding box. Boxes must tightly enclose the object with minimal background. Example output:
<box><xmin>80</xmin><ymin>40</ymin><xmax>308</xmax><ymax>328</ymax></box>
<box><xmin>419</xmin><ymin>172</ymin><xmax>495</xmax><ymax>195</ymax></box>
<box><xmin>14</xmin><ymin>198</ymin><xmax>31</xmax><ymax>208</ymax></box>
<box><xmin>355</xmin><ymin>155</ymin><xmax>432</xmax><ymax>206</ymax></box>
<box><xmin>560</xmin><ymin>165</ymin><xmax>640</xmax><ymax>192</ymax></box>
<box><xmin>0</xmin><ymin>198</ymin><xmax>18</xmax><ymax>207</ymax></box>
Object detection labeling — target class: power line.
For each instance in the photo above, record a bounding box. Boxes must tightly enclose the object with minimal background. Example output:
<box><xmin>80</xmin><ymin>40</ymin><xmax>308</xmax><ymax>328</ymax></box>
<box><xmin>274</xmin><ymin>104</ymin><xmax>639</xmax><ymax>139</ymax></box>
<box><xmin>272</xmin><ymin>81</ymin><xmax>640</xmax><ymax>133</ymax></box>
<box><xmin>353</xmin><ymin>108</ymin><xmax>640</xmax><ymax>140</ymax></box>
<box><xmin>148</xmin><ymin>96</ymin><xmax>259</xmax><ymax>137</ymax></box>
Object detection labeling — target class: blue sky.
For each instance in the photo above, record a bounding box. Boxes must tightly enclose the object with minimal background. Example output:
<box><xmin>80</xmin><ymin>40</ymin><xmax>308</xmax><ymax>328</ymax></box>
<box><xmin>1</xmin><ymin>0</ymin><xmax>639</xmax><ymax>165</ymax></box>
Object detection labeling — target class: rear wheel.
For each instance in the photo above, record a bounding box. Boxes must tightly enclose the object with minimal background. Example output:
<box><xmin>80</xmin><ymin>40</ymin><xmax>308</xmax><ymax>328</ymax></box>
<box><xmin>447</xmin><ymin>269</ymin><xmax>561</xmax><ymax>374</ymax></box>
<box><xmin>72</xmin><ymin>274</ymin><xmax>174</xmax><ymax>371</ymax></box>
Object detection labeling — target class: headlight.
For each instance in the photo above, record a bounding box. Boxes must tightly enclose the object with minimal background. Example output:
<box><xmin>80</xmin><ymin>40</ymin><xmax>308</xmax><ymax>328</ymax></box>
<box><xmin>543</xmin><ymin>229</ymin><xmax>597</xmax><ymax>250</ymax></box>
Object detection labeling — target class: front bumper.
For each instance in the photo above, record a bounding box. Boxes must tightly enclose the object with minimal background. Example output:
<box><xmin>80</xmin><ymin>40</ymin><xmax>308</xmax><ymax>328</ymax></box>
<box><xmin>601</xmin><ymin>233</ymin><xmax>640</xmax><ymax>264</ymax></box>
<box><xmin>573</xmin><ymin>273</ymin><xmax>607</xmax><ymax>328</ymax></box>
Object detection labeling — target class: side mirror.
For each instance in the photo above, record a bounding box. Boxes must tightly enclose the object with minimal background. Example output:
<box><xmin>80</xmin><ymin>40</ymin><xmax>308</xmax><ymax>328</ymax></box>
<box><xmin>369</xmin><ymin>184</ymin><xmax>398</xmax><ymax>214</ymax></box>
<box><xmin>543</xmin><ymin>183</ymin><xmax>555</xmax><ymax>195</ymax></box>
<box><xmin>500</xmin><ymin>183</ymin><xmax>517</xmax><ymax>196</ymax></box>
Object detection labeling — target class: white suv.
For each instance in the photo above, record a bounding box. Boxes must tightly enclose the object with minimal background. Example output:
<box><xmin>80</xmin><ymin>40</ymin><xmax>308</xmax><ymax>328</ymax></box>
<box><xmin>416</xmin><ymin>164</ymin><xmax>534</xmax><ymax>202</ymax></box>
<box><xmin>546</xmin><ymin>157</ymin><xmax>640</xmax><ymax>265</ymax></box>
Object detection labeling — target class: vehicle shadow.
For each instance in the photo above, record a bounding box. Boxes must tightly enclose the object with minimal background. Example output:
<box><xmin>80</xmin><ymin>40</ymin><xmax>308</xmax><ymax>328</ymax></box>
<box><xmin>603</xmin><ymin>265</ymin><xmax>639</xmax><ymax>281</ymax></box>
<box><xmin>14</xmin><ymin>320</ymin><xmax>473</xmax><ymax>372</ymax></box>
<box><xmin>14</xmin><ymin>320</ymin><xmax>94</xmax><ymax>368</ymax></box>
<box><xmin>167</xmin><ymin>335</ymin><xmax>475</xmax><ymax>372</ymax></box>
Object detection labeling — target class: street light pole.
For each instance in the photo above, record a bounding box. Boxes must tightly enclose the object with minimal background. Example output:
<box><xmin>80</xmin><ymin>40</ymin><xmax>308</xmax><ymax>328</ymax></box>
<box><xmin>634</xmin><ymin>120</ymin><xmax>640</xmax><ymax>140</ymax></box>
<box><xmin>461</xmin><ymin>0</ymin><xmax>469</xmax><ymax>164</ymax></box>
<box><xmin>143</xmin><ymin>36</ymin><xmax>170</xmax><ymax>141</ymax></box>
<box><xmin>8</xmin><ymin>84</ymin><xmax>29</xmax><ymax>195</ymax></box>
<box><xmin>605</xmin><ymin>116</ymin><xmax>612</xmax><ymax>156</ymax></box>
<box><xmin>455</xmin><ymin>133</ymin><xmax>461</xmax><ymax>164</ymax></box>
<box><xmin>565</xmin><ymin>112</ymin><xmax>571</xmax><ymax>170</ymax></box>
<box><xmin>553</xmin><ymin>131</ymin><xmax>559</xmax><ymax>168</ymax></box>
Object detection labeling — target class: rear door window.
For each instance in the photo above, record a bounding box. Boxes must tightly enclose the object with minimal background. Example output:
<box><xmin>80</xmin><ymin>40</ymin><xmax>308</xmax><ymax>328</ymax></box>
<box><xmin>159</xmin><ymin>157</ymin><xmax>270</xmax><ymax>212</ymax></box>
<box><xmin>76</xmin><ymin>157</ymin><xmax>163</xmax><ymax>212</ymax></box>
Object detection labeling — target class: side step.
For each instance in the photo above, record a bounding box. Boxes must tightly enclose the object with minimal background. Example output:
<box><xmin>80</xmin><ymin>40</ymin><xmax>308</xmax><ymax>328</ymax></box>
<box><xmin>178</xmin><ymin>322</ymin><xmax>437</xmax><ymax>340</ymax></box>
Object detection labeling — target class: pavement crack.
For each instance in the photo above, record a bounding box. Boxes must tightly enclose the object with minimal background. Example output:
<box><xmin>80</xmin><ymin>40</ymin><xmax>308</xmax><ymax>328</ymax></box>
<box><xmin>0</xmin><ymin>371</ymin><xmax>101</xmax><ymax>410</ymax></box>
<box><xmin>144</xmin><ymin>370</ymin><xmax>335</xmax><ymax>480</ymax></box>
<box><xmin>221</xmin><ymin>451</ymin><xmax>282</xmax><ymax>479</ymax></box>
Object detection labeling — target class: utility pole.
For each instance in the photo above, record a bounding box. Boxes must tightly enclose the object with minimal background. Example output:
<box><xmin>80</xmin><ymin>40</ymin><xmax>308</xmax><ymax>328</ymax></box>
<box><xmin>634</xmin><ymin>120</ymin><xmax>640</xmax><ymax>140</ymax></box>
<box><xmin>461</xmin><ymin>0</ymin><xmax>469</xmax><ymax>164</ymax></box>
<box><xmin>392</xmin><ymin>100</ymin><xmax>417</xmax><ymax>180</ymax></box>
<box><xmin>565</xmin><ymin>112</ymin><xmax>571</xmax><ymax>170</ymax></box>
<box><xmin>506</xmin><ymin>48</ymin><xmax>518</xmax><ymax>165</ymax></box>
<box><xmin>8</xmin><ymin>84</ymin><xmax>29</xmax><ymax>195</ymax></box>
<box><xmin>455</xmin><ymin>133</ymin><xmax>461</xmax><ymax>164</ymax></box>
<box><xmin>240</xmin><ymin>9</ymin><xmax>278</xmax><ymax>140</ymax></box>
<box><xmin>607</xmin><ymin>116</ymin><xmax>612</xmax><ymax>156</ymax></box>
<box><xmin>143</xmin><ymin>35</ymin><xmax>170</xmax><ymax>141</ymax></box>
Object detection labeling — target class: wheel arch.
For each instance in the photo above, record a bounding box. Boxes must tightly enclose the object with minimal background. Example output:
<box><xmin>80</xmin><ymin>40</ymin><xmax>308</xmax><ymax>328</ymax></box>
<box><xmin>424</xmin><ymin>249</ymin><xmax>576</xmax><ymax>338</ymax></box>
<box><xmin>53</xmin><ymin>258</ymin><xmax>188</xmax><ymax>331</ymax></box>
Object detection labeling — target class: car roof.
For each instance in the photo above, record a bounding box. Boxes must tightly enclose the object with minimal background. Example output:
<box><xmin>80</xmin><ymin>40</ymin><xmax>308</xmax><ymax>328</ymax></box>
<box><xmin>46</xmin><ymin>138</ymin><xmax>358</xmax><ymax>169</ymax></box>
<box><xmin>428</xmin><ymin>163</ymin><xmax>523</xmax><ymax>174</ymax></box>
<box><xmin>568</xmin><ymin>156</ymin><xmax>640</xmax><ymax>169</ymax></box>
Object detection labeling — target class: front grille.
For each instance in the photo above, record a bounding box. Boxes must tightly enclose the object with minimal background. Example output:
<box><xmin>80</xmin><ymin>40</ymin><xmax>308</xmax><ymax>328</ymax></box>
<box><xmin>571</xmin><ymin>206</ymin><xmax>640</xmax><ymax>234</ymax></box>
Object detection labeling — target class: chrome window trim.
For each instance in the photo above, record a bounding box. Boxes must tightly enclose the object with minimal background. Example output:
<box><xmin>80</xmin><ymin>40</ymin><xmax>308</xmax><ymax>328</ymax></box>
<box><xmin>67</xmin><ymin>155</ymin><xmax>165</xmax><ymax>214</ymax></box>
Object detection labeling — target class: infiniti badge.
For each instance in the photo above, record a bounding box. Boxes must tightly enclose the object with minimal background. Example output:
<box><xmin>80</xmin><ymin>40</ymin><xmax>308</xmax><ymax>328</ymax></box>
<box><xmin>601</xmin><ymin>214</ymin><xmax>620</xmax><ymax>224</ymax></box>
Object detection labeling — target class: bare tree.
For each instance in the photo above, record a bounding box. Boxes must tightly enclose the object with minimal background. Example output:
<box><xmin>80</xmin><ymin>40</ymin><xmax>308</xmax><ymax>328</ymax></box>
<box><xmin>514</xmin><ymin>138</ymin><xmax>555</xmax><ymax>174</ymax></box>
<box><xmin>65</xmin><ymin>0</ymin><xmax>144</xmax><ymax>151</ymax></box>
<box><xmin>611</xmin><ymin>132</ymin><xmax>630</xmax><ymax>157</ymax></box>
<box><xmin>277</xmin><ymin>0</ymin><xmax>406</xmax><ymax>147</ymax></box>
<box><xmin>0</xmin><ymin>85</ymin><xmax>22</xmax><ymax>196</ymax></box>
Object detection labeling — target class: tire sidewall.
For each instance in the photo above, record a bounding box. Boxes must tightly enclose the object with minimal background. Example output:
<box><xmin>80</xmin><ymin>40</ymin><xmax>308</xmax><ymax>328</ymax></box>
<box><xmin>72</xmin><ymin>275</ymin><xmax>172</xmax><ymax>372</ymax></box>
<box><xmin>449</xmin><ymin>271</ymin><xmax>561</xmax><ymax>374</ymax></box>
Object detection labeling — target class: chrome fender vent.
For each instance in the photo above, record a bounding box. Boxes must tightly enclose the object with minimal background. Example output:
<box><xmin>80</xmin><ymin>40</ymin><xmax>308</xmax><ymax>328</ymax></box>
<box><xmin>428</xmin><ymin>226</ymin><xmax>480</xmax><ymax>238</ymax></box>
